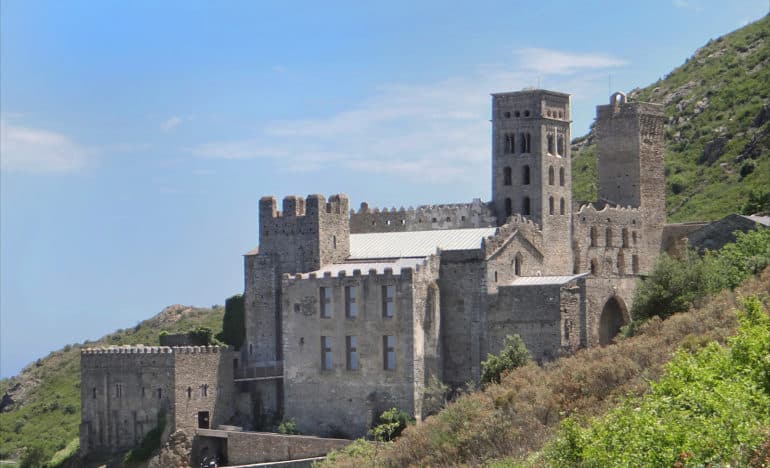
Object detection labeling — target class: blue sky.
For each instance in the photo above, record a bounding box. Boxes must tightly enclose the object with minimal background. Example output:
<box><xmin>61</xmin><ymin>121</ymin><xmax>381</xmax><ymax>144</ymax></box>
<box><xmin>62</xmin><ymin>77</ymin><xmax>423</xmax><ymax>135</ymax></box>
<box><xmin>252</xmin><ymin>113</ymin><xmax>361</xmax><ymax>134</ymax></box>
<box><xmin>1</xmin><ymin>0</ymin><xmax>766</xmax><ymax>377</ymax></box>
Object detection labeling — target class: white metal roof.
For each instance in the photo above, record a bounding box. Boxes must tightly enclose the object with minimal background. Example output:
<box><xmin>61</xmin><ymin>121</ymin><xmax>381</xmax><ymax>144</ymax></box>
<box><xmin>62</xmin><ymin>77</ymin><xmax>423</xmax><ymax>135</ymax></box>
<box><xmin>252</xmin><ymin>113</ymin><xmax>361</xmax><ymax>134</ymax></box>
<box><xmin>741</xmin><ymin>214</ymin><xmax>770</xmax><ymax>227</ymax></box>
<box><xmin>349</xmin><ymin>228</ymin><xmax>497</xmax><ymax>259</ymax></box>
<box><xmin>297</xmin><ymin>258</ymin><xmax>424</xmax><ymax>279</ymax></box>
<box><xmin>508</xmin><ymin>273</ymin><xmax>588</xmax><ymax>286</ymax></box>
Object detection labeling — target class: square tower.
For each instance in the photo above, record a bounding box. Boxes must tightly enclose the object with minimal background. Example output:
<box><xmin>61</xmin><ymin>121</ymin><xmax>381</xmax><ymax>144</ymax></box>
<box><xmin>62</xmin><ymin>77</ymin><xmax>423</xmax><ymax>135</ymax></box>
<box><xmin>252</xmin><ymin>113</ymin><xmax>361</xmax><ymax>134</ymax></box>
<box><xmin>491</xmin><ymin>89</ymin><xmax>572</xmax><ymax>226</ymax></box>
<box><xmin>490</xmin><ymin>89</ymin><xmax>574</xmax><ymax>274</ymax></box>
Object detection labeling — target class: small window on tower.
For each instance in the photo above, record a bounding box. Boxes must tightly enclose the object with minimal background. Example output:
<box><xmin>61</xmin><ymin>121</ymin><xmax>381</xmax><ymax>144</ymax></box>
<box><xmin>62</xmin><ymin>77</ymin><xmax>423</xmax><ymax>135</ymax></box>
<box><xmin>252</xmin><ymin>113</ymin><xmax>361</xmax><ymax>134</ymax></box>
<box><xmin>560</xmin><ymin>197</ymin><xmax>566</xmax><ymax>215</ymax></box>
<box><xmin>548</xmin><ymin>166</ymin><xmax>555</xmax><ymax>185</ymax></box>
<box><xmin>549</xmin><ymin>197</ymin><xmax>555</xmax><ymax>215</ymax></box>
<box><xmin>559</xmin><ymin>167</ymin><xmax>565</xmax><ymax>186</ymax></box>
<box><xmin>503</xmin><ymin>167</ymin><xmax>512</xmax><ymax>186</ymax></box>
<box><xmin>522</xmin><ymin>165</ymin><xmax>530</xmax><ymax>185</ymax></box>
<box><xmin>523</xmin><ymin>197</ymin><xmax>531</xmax><ymax>216</ymax></box>
<box><xmin>504</xmin><ymin>111</ymin><xmax>511</xmax><ymax>118</ymax></box>
<box><xmin>505</xmin><ymin>198</ymin><xmax>512</xmax><ymax>217</ymax></box>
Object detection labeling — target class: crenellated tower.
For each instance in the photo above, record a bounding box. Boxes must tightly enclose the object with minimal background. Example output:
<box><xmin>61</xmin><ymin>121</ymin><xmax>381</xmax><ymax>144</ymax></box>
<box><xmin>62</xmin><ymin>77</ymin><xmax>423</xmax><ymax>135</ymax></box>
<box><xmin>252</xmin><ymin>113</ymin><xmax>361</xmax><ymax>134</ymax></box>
<box><xmin>491</xmin><ymin>89</ymin><xmax>573</xmax><ymax>274</ymax></box>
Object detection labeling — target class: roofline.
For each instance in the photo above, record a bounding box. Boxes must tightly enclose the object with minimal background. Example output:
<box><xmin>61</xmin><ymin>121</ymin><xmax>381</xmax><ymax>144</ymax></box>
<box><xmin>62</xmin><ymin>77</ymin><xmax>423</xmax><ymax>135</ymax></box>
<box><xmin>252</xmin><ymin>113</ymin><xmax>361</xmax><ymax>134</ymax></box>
<box><xmin>491</xmin><ymin>89</ymin><xmax>571</xmax><ymax>98</ymax></box>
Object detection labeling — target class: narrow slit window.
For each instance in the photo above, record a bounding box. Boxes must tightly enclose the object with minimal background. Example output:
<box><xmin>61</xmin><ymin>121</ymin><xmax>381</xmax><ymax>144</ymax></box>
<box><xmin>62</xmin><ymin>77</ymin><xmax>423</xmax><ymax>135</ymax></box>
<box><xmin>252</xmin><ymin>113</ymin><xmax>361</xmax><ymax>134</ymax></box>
<box><xmin>548</xmin><ymin>166</ymin><xmax>555</xmax><ymax>185</ymax></box>
<box><xmin>383</xmin><ymin>335</ymin><xmax>395</xmax><ymax>370</ymax></box>
<box><xmin>522</xmin><ymin>197</ymin><xmax>531</xmax><ymax>216</ymax></box>
<box><xmin>560</xmin><ymin>197</ymin><xmax>566</xmax><ymax>215</ymax></box>
<box><xmin>505</xmin><ymin>198</ymin><xmax>512</xmax><ymax>217</ymax></box>
<box><xmin>559</xmin><ymin>167</ymin><xmax>565</xmax><ymax>186</ymax></box>
<box><xmin>549</xmin><ymin>196</ymin><xmax>555</xmax><ymax>215</ymax></box>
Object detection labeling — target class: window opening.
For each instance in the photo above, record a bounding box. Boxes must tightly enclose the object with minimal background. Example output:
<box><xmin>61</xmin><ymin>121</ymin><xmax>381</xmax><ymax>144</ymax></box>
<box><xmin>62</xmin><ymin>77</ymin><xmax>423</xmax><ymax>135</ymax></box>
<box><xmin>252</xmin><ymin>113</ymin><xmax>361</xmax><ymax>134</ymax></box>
<box><xmin>382</xmin><ymin>285</ymin><xmax>395</xmax><ymax>318</ymax></box>
<box><xmin>346</xmin><ymin>336</ymin><xmax>358</xmax><ymax>370</ymax></box>
<box><xmin>320</xmin><ymin>287</ymin><xmax>331</xmax><ymax>318</ymax></box>
<box><xmin>383</xmin><ymin>336</ymin><xmax>395</xmax><ymax>370</ymax></box>
<box><xmin>321</xmin><ymin>336</ymin><xmax>332</xmax><ymax>370</ymax></box>
<box><xmin>345</xmin><ymin>286</ymin><xmax>357</xmax><ymax>318</ymax></box>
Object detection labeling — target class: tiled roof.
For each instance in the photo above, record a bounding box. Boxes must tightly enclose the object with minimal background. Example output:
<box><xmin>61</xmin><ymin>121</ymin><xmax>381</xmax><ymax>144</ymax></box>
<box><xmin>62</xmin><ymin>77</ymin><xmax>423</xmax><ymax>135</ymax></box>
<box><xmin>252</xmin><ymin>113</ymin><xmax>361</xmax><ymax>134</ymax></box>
<box><xmin>349</xmin><ymin>228</ymin><xmax>497</xmax><ymax>259</ymax></box>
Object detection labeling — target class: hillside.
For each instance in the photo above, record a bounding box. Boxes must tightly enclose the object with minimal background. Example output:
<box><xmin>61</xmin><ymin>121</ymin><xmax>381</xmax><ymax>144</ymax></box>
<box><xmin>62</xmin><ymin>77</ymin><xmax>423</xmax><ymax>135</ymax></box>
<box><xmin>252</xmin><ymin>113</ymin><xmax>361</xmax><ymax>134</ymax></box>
<box><xmin>572</xmin><ymin>15</ymin><xmax>770</xmax><ymax>221</ymax></box>
<box><xmin>0</xmin><ymin>305</ymin><xmax>224</xmax><ymax>465</ymax></box>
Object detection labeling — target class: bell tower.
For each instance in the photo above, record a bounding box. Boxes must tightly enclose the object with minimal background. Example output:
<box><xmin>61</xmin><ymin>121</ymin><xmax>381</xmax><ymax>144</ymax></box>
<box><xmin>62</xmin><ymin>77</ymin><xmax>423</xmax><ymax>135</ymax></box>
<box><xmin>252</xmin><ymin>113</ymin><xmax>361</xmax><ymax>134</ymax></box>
<box><xmin>491</xmin><ymin>89</ymin><xmax>573</xmax><ymax>274</ymax></box>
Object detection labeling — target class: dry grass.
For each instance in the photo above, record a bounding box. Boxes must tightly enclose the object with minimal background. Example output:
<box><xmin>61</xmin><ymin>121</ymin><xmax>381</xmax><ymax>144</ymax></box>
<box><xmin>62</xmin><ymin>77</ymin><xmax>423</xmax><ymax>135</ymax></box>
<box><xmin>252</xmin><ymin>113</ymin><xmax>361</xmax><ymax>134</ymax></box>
<box><xmin>331</xmin><ymin>269</ymin><xmax>769</xmax><ymax>467</ymax></box>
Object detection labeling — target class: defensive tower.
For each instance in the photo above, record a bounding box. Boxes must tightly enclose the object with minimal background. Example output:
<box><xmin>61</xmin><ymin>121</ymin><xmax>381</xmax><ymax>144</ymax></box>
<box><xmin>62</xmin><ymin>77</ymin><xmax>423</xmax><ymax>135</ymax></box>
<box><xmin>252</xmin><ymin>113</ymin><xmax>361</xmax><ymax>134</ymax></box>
<box><xmin>491</xmin><ymin>89</ymin><xmax>573</xmax><ymax>273</ymax></box>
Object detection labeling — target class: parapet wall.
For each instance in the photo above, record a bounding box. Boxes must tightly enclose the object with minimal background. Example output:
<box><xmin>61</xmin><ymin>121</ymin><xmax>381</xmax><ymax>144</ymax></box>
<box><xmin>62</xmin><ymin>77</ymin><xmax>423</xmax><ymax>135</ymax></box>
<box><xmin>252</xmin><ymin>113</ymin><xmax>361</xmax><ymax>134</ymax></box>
<box><xmin>350</xmin><ymin>199</ymin><xmax>496</xmax><ymax>233</ymax></box>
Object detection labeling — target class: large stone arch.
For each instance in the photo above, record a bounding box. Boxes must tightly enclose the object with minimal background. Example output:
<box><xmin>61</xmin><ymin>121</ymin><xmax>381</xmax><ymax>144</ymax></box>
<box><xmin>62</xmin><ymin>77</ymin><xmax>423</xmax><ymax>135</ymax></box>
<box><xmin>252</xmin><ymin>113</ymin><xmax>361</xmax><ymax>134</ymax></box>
<box><xmin>598</xmin><ymin>296</ymin><xmax>629</xmax><ymax>346</ymax></box>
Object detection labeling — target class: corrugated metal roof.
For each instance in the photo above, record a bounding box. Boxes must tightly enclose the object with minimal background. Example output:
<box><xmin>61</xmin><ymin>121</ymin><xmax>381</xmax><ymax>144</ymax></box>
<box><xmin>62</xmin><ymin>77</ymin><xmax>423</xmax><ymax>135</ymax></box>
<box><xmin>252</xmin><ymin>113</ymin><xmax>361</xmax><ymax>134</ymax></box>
<box><xmin>297</xmin><ymin>258</ymin><xmax>424</xmax><ymax>279</ymax></box>
<box><xmin>349</xmin><ymin>228</ymin><xmax>497</xmax><ymax>259</ymax></box>
<box><xmin>508</xmin><ymin>273</ymin><xmax>588</xmax><ymax>286</ymax></box>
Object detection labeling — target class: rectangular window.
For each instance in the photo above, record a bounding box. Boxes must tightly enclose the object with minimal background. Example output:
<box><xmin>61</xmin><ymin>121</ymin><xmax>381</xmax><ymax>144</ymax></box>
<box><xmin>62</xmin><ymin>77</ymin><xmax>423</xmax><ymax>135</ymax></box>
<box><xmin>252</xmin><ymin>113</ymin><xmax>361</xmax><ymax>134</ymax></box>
<box><xmin>320</xmin><ymin>287</ymin><xmax>332</xmax><ymax>318</ymax></box>
<box><xmin>346</xmin><ymin>336</ymin><xmax>358</xmax><ymax>370</ymax></box>
<box><xmin>383</xmin><ymin>335</ymin><xmax>395</xmax><ymax>370</ymax></box>
<box><xmin>115</xmin><ymin>383</ymin><xmax>122</xmax><ymax>398</ymax></box>
<box><xmin>382</xmin><ymin>285</ymin><xmax>395</xmax><ymax>318</ymax></box>
<box><xmin>92</xmin><ymin>387</ymin><xmax>97</xmax><ymax>399</ymax></box>
<box><xmin>345</xmin><ymin>286</ymin><xmax>357</xmax><ymax>318</ymax></box>
<box><xmin>321</xmin><ymin>336</ymin><xmax>332</xmax><ymax>370</ymax></box>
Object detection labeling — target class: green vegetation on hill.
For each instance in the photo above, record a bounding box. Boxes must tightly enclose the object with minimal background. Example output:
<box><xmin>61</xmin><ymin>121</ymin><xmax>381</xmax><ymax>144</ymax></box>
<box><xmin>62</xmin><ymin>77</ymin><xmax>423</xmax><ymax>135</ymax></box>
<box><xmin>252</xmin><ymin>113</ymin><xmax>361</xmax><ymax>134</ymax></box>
<box><xmin>544</xmin><ymin>296</ymin><xmax>770</xmax><ymax>466</ymax></box>
<box><xmin>572</xmin><ymin>15</ymin><xmax>770</xmax><ymax>221</ymax></box>
<box><xmin>0</xmin><ymin>305</ymin><xmax>224</xmax><ymax>465</ymax></box>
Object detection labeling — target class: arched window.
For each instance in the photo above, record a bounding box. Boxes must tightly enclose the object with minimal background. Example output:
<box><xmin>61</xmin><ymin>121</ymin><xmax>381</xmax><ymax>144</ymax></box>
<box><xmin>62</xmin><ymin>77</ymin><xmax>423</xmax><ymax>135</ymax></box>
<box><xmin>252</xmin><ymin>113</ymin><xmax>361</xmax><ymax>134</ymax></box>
<box><xmin>548</xmin><ymin>166</ymin><xmax>555</xmax><ymax>185</ymax></box>
<box><xmin>590</xmin><ymin>226</ymin><xmax>598</xmax><ymax>247</ymax></box>
<box><xmin>617</xmin><ymin>251</ymin><xmax>625</xmax><ymax>275</ymax></box>
<box><xmin>522</xmin><ymin>165</ymin><xmax>530</xmax><ymax>185</ymax></box>
<box><xmin>514</xmin><ymin>253</ymin><xmax>522</xmax><ymax>276</ymax></box>
<box><xmin>547</xmin><ymin>134</ymin><xmax>555</xmax><ymax>154</ymax></box>
<box><xmin>559</xmin><ymin>167</ymin><xmax>565</xmax><ymax>186</ymax></box>
<box><xmin>549</xmin><ymin>196</ymin><xmax>555</xmax><ymax>215</ymax></box>
<box><xmin>590</xmin><ymin>259</ymin><xmax>598</xmax><ymax>275</ymax></box>
<box><xmin>632</xmin><ymin>231</ymin><xmax>638</xmax><ymax>245</ymax></box>
<box><xmin>632</xmin><ymin>255</ymin><xmax>640</xmax><ymax>274</ymax></box>
<box><xmin>505</xmin><ymin>198</ymin><xmax>512</xmax><ymax>217</ymax></box>
<box><xmin>560</xmin><ymin>197</ymin><xmax>566</xmax><ymax>215</ymax></box>
<box><xmin>621</xmin><ymin>228</ymin><xmax>629</xmax><ymax>247</ymax></box>
<box><xmin>557</xmin><ymin>135</ymin><xmax>564</xmax><ymax>155</ymax></box>
<box><xmin>525</xmin><ymin>133</ymin><xmax>531</xmax><ymax>152</ymax></box>
<box><xmin>504</xmin><ymin>133</ymin><xmax>515</xmax><ymax>154</ymax></box>
<box><xmin>519</xmin><ymin>133</ymin><xmax>527</xmax><ymax>153</ymax></box>
<box><xmin>522</xmin><ymin>197</ymin><xmax>531</xmax><ymax>216</ymax></box>
<box><xmin>606</xmin><ymin>227</ymin><xmax>613</xmax><ymax>247</ymax></box>
<box><xmin>503</xmin><ymin>167</ymin><xmax>512</xmax><ymax>186</ymax></box>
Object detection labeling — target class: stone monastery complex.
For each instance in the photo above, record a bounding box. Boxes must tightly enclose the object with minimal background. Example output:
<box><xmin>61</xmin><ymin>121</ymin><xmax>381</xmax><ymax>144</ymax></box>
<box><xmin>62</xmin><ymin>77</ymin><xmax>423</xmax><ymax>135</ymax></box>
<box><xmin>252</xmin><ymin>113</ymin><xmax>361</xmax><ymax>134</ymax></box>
<box><xmin>80</xmin><ymin>88</ymin><xmax>701</xmax><ymax>461</ymax></box>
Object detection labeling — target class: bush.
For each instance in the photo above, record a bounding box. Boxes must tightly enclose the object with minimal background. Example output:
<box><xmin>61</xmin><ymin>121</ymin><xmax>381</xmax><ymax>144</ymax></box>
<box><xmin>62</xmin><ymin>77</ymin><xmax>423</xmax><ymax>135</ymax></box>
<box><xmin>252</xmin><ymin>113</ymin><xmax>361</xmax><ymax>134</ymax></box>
<box><xmin>188</xmin><ymin>327</ymin><xmax>214</xmax><ymax>346</ymax></box>
<box><xmin>277</xmin><ymin>418</ymin><xmax>299</xmax><ymax>435</ymax></box>
<box><xmin>544</xmin><ymin>296</ymin><xmax>770</xmax><ymax>466</ymax></box>
<box><xmin>481</xmin><ymin>334</ymin><xmax>530</xmax><ymax>384</ymax></box>
<box><xmin>368</xmin><ymin>408</ymin><xmax>412</xmax><ymax>442</ymax></box>
<box><xmin>20</xmin><ymin>444</ymin><xmax>46</xmax><ymax>468</ymax></box>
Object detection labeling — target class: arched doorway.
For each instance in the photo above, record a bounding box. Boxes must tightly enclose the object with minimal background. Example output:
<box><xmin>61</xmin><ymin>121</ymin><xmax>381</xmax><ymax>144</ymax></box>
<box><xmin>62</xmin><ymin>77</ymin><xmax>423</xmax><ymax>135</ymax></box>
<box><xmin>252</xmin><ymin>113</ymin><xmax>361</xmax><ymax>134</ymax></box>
<box><xmin>599</xmin><ymin>297</ymin><xmax>627</xmax><ymax>345</ymax></box>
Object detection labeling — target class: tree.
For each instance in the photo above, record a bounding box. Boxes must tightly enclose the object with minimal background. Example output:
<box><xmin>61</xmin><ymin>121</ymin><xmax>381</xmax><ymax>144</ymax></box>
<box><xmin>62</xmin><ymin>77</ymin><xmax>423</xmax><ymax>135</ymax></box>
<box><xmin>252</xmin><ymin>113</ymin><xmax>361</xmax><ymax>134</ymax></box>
<box><xmin>481</xmin><ymin>334</ymin><xmax>530</xmax><ymax>385</ymax></box>
<box><xmin>216</xmin><ymin>294</ymin><xmax>245</xmax><ymax>348</ymax></box>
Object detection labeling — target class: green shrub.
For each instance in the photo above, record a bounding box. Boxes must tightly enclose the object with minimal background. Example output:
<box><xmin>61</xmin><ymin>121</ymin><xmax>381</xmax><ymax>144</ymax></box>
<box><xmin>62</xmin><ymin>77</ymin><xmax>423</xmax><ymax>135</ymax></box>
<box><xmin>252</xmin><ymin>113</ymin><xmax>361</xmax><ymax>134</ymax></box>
<box><xmin>544</xmin><ymin>296</ymin><xmax>770</xmax><ymax>466</ymax></box>
<box><xmin>20</xmin><ymin>444</ymin><xmax>46</xmax><ymax>468</ymax></box>
<box><xmin>368</xmin><ymin>407</ymin><xmax>413</xmax><ymax>442</ymax></box>
<box><xmin>277</xmin><ymin>418</ymin><xmax>299</xmax><ymax>435</ymax></box>
<box><xmin>188</xmin><ymin>326</ymin><xmax>214</xmax><ymax>346</ymax></box>
<box><xmin>481</xmin><ymin>334</ymin><xmax>530</xmax><ymax>384</ymax></box>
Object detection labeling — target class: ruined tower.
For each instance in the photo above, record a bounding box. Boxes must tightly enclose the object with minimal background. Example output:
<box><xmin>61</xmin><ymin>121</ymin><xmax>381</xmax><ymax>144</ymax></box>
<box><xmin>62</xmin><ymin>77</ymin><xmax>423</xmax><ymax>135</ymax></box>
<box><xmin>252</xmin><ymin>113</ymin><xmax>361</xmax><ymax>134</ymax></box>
<box><xmin>595</xmin><ymin>92</ymin><xmax>666</xmax><ymax>272</ymax></box>
<box><xmin>491</xmin><ymin>89</ymin><xmax>573</xmax><ymax>273</ymax></box>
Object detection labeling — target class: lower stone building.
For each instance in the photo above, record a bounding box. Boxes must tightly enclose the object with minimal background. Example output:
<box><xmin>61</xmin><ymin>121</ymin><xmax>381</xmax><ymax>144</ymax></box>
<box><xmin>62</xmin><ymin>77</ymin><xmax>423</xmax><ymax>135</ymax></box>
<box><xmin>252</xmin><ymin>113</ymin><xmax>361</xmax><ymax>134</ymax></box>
<box><xmin>79</xmin><ymin>345</ymin><xmax>235</xmax><ymax>458</ymax></box>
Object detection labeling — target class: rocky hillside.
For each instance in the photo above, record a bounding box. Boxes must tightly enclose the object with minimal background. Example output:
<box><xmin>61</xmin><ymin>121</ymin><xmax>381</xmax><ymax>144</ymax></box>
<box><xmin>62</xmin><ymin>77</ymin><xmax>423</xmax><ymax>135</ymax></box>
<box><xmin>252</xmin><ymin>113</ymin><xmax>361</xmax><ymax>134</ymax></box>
<box><xmin>0</xmin><ymin>305</ymin><xmax>224</xmax><ymax>465</ymax></box>
<box><xmin>572</xmin><ymin>15</ymin><xmax>770</xmax><ymax>221</ymax></box>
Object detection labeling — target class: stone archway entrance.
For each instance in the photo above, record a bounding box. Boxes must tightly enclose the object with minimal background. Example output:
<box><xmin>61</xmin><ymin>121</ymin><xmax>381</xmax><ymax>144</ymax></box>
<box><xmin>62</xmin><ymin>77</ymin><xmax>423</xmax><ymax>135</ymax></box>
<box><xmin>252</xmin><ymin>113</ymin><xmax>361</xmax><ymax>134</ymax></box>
<box><xmin>599</xmin><ymin>297</ymin><xmax>627</xmax><ymax>345</ymax></box>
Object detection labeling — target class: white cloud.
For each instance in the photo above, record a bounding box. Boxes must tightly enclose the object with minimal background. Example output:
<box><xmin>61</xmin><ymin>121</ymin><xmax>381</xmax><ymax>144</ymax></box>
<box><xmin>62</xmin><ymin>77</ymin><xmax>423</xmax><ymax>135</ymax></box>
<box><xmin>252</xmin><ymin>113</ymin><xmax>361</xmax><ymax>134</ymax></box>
<box><xmin>192</xmin><ymin>48</ymin><xmax>627</xmax><ymax>183</ymax></box>
<box><xmin>0</xmin><ymin>119</ymin><xmax>90</xmax><ymax>173</ymax></box>
<box><xmin>160</xmin><ymin>116</ymin><xmax>183</xmax><ymax>131</ymax></box>
<box><xmin>514</xmin><ymin>48</ymin><xmax>628</xmax><ymax>75</ymax></box>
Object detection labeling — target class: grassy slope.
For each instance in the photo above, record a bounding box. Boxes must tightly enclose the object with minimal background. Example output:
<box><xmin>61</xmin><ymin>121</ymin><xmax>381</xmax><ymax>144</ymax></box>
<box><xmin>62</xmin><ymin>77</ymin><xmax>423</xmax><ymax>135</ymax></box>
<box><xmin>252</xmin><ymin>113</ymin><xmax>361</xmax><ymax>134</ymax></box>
<box><xmin>572</xmin><ymin>15</ymin><xmax>770</xmax><ymax>221</ymax></box>
<box><xmin>0</xmin><ymin>305</ymin><xmax>224</xmax><ymax>464</ymax></box>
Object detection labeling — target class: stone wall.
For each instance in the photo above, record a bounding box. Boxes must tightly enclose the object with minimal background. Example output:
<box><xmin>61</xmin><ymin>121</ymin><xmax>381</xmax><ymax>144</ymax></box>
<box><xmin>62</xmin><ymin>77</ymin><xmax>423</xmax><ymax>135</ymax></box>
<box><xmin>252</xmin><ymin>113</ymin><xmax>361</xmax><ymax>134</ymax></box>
<box><xmin>349</xmin><ymin>199</ymin><xmax>496</xmax><ymax>233</ymax></box>
<box><xmin>80</xmin><ymin>345</ymin><xmax>236</xmax><ymax>458</ymax></box>
<box><xmin>80</xmin><ymin>347</ymin><xmax>176</xmax><ymax>456</ymax></box>
<box><xmin>279</xmin><ymin>258</ymin><xmax>440</xmax><ymax>437</ymax></box>
<box><xmin>225</xmin><ymin>431</ymin><xmax>351</xmax><ymax>465</ymax></box>
<box><xmin>173</xmin><ymin>346</ymin><xmax>236</xmax><ymax>435</ymax></box>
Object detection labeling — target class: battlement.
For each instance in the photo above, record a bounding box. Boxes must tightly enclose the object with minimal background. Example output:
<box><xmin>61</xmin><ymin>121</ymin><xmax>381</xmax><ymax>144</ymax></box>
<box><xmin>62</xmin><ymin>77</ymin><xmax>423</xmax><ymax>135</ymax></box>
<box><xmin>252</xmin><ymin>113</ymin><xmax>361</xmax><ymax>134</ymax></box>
<box><xmin>81</xmin><ymin>345</ymin><xmax>232</xmax><ymax>355</ymax></box>
<box><xmin>280</xmin><ymin>254</ymin><xmax>440</xmax><ymax>286</ymax></box>
<box><xmin>350</xmin><ymin>199</ymin><xmax>496</xmax><ymax>233</ymax></box>
<box><xmin>260</xmin><ymin>194</ymin><xmax>350</xmax><ymax>219</ymax></box>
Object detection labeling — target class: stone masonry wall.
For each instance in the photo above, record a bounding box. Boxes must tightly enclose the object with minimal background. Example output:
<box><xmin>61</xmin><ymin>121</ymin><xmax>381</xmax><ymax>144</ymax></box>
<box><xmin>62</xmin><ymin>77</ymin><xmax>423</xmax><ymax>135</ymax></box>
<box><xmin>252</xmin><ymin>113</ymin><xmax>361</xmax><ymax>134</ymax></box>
<box><xmin>279</xmin><ymin>261</ymin><xmax>438</xmax><ymax>437</ymax></box>
<box><xmin>226</xmin><ymin>431</ymin><xmax>351</xmax><ymax>465</ymax></box>
<box><xmin>80</xmin><ymin>347</ymin><xmax>176</xmax><ymax>456</ymax></box>
<box><xmin>349</xmin><ymin>199</ymin><xmax>496</xmax><ymax>233</ymax></box>
<box><xmin>173</xmin><ymin>347</ymin><xmax>236</xmax><ymax>435</ymax></box>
